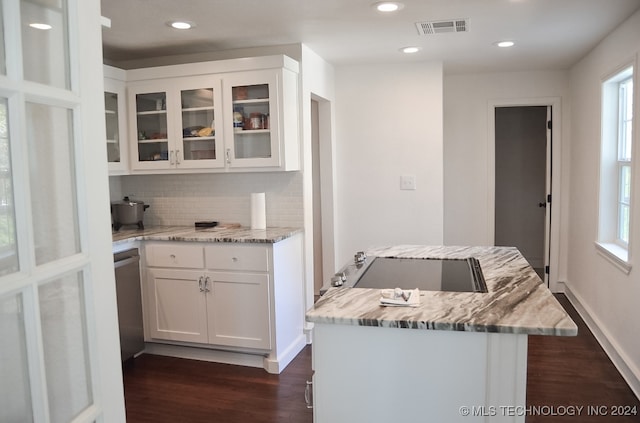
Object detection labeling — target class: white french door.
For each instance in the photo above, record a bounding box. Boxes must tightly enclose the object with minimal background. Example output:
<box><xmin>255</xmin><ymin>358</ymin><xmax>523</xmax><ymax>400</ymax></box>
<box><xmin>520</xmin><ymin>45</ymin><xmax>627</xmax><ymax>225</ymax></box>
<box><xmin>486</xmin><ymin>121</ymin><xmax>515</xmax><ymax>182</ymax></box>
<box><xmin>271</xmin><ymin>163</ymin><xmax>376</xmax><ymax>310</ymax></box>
<box><xmin>0</xmin><ymin>0</ymin><xmax>125</xmax><ymax>422</ymax></box>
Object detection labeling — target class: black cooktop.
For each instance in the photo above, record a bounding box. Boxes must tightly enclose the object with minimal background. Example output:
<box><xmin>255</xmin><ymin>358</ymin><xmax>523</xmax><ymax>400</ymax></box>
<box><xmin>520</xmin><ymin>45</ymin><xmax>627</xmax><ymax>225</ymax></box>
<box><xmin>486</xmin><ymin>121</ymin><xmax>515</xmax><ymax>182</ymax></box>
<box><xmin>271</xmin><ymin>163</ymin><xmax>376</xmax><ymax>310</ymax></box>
<box><xmin>354</xmin><ymin>257</ymin><xmax>487</xmax><ymax>293</ymax></box>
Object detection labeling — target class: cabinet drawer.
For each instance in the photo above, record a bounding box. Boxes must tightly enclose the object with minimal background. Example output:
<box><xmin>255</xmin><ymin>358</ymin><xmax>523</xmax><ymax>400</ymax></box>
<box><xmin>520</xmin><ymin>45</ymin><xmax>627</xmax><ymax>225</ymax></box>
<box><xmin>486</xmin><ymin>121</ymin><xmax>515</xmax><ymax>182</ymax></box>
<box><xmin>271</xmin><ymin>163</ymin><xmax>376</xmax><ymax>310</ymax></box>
<box><xmin>205</xmin><ymin>245</ymin><xmax>269</xmax><ymax>272</ymax></box>
<box><xmin>145</xmin><ymin>243</ymin><xmax>205</xmax><ymax>268</ymax></box>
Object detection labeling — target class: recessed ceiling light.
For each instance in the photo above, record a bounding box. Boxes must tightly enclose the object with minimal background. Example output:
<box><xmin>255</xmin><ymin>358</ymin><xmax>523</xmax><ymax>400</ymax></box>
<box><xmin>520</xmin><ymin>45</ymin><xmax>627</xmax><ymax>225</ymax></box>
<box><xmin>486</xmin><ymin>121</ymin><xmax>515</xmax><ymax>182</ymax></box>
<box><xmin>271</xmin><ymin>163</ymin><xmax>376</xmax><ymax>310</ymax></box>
<box><xmin>29</xmin><ymin>23</ymin><xmax>52</xmax><ymax>30</ymax></box>
<box><xmin>496</xmin><ymin>41</ymin><xmax>515</xmax><ymax>48</ymax></box>
<box><xmin>168</xmin><ymin>21</ymin><xmax>195</xmax><ymax>30</ymax></box>
<box><xmin>373</xmin><ymin>2</ymin><xmax>404</xmax><ymax>12</ymax></box>
<box><xmin>400</xmin><ymin>46</ymin><xmax>420</xmax><ymax>54</ymax></box>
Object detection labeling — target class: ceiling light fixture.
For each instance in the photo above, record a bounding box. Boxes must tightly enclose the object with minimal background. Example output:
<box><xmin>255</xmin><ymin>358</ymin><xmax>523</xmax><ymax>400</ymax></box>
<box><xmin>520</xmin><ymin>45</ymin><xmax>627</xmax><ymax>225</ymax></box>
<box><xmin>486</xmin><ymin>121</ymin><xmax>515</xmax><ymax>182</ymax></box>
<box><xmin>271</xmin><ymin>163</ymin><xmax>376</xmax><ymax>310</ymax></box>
<box><xmin>495</xmin><ymin>40</ymin><xmax>515</xmax><ymax>48</ymax></box>
<box><xmin>373</xmin><ymin>2</ymin><xmax>404</xmax><ymax>12</ymax></box>
<box><xmin>400</xmin><ymin>46</ymin><xmax>420</xmax><ymax>54</ymax></box>
<box><xmin>29</xmin><ymin>23</ymin><xmax>52</xmax><ymax>30</ymax></box>
<box><xmin>168</xmin><ymin>21</ymin><xmax>195</xmax><ymax>30</ymax></box>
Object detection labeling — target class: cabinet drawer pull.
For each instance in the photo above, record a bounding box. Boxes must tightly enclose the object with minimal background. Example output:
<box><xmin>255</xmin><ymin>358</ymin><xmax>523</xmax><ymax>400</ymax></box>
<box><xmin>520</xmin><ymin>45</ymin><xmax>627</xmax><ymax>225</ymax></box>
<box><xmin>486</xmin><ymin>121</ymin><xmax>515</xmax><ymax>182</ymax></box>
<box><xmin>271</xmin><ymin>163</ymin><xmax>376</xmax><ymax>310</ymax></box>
<box><xmin>304</xmin><ymin>381</ymin><xmax>313</xmax><ymax>409</ymax></box>
<box><xmin>204</xmin><ymin>276</ymin><xmax>211</xmax><ymax>293</ymax></box>
<box><xmin>232</xmin><ymin>257</ymin><xmax>238</xmax><ymax>262</ymax></box>
<box><xmin>198</xmin><ymin>276</ymin><xmax>204</xmax><ymax>292</ymax></box>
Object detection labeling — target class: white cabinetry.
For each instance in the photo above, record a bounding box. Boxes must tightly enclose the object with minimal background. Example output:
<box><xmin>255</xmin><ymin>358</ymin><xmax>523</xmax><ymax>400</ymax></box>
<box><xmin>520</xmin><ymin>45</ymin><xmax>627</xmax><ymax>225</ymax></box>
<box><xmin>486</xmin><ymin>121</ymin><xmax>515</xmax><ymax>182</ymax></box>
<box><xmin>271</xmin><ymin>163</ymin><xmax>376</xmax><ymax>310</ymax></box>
<box><xmin>128</xmin><ymin>76</ymin><xmax>225</xmax><ymax>171</ymax></box>
<box><xmin>104</xmin><ymin>65</ymin><xmax>129</xmax><ymax>175</ymax></box>
<box><xmin>142</xmin><ymin>234</ymin><xmax>305</xmax><ymax>373</ymax></box>
<box><xmin>223</xmin><ymin>68</ymin><xmax>298</xmax><ymax>169</ymax></box>
<box><xmin>126</xmin><ymin>55</ymin><xmax>299</xmax><ymax>173</ymax></box>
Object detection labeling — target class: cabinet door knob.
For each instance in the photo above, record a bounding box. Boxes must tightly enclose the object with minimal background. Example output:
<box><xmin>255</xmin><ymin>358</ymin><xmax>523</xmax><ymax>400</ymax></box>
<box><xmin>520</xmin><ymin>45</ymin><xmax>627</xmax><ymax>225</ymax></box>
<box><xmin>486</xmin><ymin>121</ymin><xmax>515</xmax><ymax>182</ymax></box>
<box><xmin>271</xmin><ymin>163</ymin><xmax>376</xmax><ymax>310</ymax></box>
<box><xmin>232</xmin><ymin>257</ymin><xmax>238</xmax><ymax>262</ymax></box>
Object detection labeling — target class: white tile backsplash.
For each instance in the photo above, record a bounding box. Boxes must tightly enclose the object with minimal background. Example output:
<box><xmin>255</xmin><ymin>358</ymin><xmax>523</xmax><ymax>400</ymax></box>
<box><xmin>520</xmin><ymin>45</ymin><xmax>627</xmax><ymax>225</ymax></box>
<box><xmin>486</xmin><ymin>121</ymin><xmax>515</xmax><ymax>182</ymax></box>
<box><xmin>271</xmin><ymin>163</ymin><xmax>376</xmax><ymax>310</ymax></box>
<box><xmin>109</xmin><ymin>172</ymin><xmax>303</xmax><ymax>228</ymax></box>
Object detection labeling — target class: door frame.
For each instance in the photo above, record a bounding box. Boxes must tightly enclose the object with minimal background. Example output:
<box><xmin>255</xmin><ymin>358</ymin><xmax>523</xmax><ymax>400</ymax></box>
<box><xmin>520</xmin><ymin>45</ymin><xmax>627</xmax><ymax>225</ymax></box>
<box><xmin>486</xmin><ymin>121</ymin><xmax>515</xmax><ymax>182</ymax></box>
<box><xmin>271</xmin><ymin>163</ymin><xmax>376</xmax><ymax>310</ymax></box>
<box><xmin>488</xmin><ymin>97</ymin><xmax>562</xmax><ymax>291</ymax></box>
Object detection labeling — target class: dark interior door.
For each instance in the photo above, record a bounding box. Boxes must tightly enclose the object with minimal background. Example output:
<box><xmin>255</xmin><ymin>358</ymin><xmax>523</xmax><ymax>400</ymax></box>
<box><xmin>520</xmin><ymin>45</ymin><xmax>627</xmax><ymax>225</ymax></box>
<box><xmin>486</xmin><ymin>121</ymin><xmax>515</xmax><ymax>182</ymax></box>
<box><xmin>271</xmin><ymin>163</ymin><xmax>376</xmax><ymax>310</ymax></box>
<box><xmin>495</xmin><ymin>106</ymin><xmax>549</xmax><ymax>278</ymax></box>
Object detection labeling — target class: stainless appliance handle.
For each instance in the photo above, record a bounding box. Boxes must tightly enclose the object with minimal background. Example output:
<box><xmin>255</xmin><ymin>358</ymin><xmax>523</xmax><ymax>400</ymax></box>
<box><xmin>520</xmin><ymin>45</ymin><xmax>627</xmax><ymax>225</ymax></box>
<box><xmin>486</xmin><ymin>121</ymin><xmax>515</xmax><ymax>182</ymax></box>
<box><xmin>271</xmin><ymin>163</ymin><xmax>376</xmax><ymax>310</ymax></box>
<box><xmin>114</xmin><ymin>255</ymin><xmax>140</xmax><ymax>269</ymax></box>
<box><xmin>304</xmin><ymin>381</ymin><xmax>313</xmax><ymax>409</ymax></box>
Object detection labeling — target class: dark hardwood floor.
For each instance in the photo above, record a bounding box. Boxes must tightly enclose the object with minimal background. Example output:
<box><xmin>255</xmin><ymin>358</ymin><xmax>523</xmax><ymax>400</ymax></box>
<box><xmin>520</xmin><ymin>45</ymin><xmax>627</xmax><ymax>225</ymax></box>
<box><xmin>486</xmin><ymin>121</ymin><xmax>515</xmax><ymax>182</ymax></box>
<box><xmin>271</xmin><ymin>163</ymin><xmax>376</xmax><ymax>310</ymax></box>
<box><xmin>526</xmin><ymin>295</ymin><xmax>639</xmax><ymax>422</ymax></box>
<box><xmin>123</xmin><ymin>295</ymin><xmax>639</xmax><ymax>422</ymax></box>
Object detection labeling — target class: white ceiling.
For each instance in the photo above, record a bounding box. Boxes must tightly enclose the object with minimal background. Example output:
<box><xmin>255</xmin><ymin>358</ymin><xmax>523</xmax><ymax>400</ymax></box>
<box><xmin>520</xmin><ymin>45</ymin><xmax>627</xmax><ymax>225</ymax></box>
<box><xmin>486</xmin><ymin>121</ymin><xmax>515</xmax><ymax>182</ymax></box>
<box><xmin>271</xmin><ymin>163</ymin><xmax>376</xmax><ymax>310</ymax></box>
<box><xmin>101</xmin><ymin>0</ymin><xmax>640</xmax><ymax>73</ymax></box>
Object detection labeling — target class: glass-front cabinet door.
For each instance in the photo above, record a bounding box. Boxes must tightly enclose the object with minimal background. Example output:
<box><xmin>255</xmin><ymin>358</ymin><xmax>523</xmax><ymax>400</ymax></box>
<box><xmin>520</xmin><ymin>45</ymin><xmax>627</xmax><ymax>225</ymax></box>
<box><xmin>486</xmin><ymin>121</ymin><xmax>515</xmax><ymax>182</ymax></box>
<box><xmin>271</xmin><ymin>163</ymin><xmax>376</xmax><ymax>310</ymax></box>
<box><xmin>128</xmin><ymin>83</ymin><xmax>172</xmax><ymax>170</ymax></box>
<box><xmin>104</xmin><ymin>67</ymin><xmax>128</xmax><ymax>174</ymax></box>
<box><xmin>129</xmin><ymin>78</ymin><xmax>224</xmax><ymax>170</ymax></box>
<box><xmin>176</xmin><ymin>78</ymin><xmax>223</xmax><ymax>169</ymax></box>
<box><xmin>223</xmin><ymin>71</ymin><xmax>282</xmax><ymax>168</ymax></box>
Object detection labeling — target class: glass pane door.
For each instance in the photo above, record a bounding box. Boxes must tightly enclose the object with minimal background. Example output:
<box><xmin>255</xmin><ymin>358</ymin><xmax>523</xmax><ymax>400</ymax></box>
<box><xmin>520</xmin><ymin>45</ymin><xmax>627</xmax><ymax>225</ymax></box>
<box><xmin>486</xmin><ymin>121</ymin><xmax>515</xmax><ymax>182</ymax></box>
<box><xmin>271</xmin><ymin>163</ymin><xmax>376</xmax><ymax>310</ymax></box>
<box><xmin>1</xmin><ymin>0</ymin><xmax>126</xmax><ymax>421</ymax></box>
<box><xmin>105</xmin><ymin>92</ymin><xmax>120</xmax><ymax>163</ymax></box>
<box><xmin>0</xmin><ymin>293</ymin><xmax>32</xmax><ymax>422</ymax></box>
<box><xmin>231</xmin><ymin>83</ymin><xmax>272</xmax><ymax>160</ymax></box>
<box><xmin>40</xmin><ymin>273</ymin><xmax>93</xmax><ymax>423</ymax></box>
<box><xmin>21</xmin><ymin>0</ymin><xmax>70</xmax><ymax>89</ymax></box>
<box><xmin>135</xmin><ymin>92</ymin><xmax>169</xmax><ymax>162</ymax></box>
<box><xmin>0</xmin><ymin>98</ymin><xmax>18</xmax><ymax>276</ymax></box>
<box><xmin>26</xmin><ymin>102</ymin><xmax>80</xmax><ymax>265</ymax></box>
<box><xmin>180</xmin><ymin>88</ymin><xmax>217</xmax><ymax>163</ymax></box>
<box><xmin>0</xmin><ymin>5</ymin><xmax>5</xmax><ymax>75</ymax></box>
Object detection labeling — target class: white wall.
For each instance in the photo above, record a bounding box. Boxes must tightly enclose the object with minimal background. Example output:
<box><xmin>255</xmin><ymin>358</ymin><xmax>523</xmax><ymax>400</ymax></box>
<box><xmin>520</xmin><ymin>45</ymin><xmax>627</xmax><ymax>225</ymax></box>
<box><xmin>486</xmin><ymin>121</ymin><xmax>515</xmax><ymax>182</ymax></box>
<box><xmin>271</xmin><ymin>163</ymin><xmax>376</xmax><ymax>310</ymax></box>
<box><xmin>443</xmin><ymin>71</ymin><xmax>570</xmax><ymax>281</ymax></box>
<box><xmin>301</xmin><ymin>45</ymin><xmax>336</xmax><ymax>312</ymax></box>
<box><xmin>334</xmin><ymin>62</ymin><xmax>444</xmax><ymax>265</ymax></box>
<box><xmin>565</xmin><ymin>9</ymin><xmax>640</xmax><ymax>396</ymax></box>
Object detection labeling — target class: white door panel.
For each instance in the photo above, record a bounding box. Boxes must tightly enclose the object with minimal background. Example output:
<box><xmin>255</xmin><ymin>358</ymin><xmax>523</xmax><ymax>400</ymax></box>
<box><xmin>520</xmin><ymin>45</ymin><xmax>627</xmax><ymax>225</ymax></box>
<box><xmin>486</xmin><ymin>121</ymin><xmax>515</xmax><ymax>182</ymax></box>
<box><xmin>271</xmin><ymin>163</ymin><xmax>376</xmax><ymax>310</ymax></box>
<box><xmin>0</xmin><ymin>1</ymin><xmax>125</xmax><ymax>422</ymax></box>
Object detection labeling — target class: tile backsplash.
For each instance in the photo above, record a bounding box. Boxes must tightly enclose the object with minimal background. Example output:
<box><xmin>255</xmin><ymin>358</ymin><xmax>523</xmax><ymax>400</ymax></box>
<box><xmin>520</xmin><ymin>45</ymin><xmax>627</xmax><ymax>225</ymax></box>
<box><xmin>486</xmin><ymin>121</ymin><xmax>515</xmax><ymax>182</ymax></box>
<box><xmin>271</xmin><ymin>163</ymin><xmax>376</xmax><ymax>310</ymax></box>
<box><xmin>109</xmin><ymin>172</ymin><xmax>303</xmax><ymax>228</ymax></box>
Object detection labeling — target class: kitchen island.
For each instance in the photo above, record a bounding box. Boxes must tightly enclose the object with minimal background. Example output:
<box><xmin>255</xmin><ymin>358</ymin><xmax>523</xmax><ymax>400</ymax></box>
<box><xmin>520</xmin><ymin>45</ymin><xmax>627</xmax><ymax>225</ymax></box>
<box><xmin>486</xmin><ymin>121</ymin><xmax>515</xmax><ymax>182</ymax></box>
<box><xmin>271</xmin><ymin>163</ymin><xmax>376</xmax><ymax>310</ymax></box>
<box><xmin>306</xmin><ymin>245</ymin><xmax>577</xmax><ymax>423</ymax></box>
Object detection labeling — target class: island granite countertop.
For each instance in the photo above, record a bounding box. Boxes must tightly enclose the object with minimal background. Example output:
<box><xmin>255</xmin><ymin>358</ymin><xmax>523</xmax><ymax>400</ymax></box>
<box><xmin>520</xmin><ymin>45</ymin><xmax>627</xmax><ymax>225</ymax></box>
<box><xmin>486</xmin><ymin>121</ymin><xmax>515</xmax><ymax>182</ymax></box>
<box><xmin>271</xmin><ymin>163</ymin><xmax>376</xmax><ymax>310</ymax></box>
<box><xmin>306</xmin><ymin>245</ymin><xmax>578</xmax><ymax>336</ymax></box>
<box><xmin>112</xmin><ymin>225</ymin><xmax>302</xmax><ymax>246</ymax></box>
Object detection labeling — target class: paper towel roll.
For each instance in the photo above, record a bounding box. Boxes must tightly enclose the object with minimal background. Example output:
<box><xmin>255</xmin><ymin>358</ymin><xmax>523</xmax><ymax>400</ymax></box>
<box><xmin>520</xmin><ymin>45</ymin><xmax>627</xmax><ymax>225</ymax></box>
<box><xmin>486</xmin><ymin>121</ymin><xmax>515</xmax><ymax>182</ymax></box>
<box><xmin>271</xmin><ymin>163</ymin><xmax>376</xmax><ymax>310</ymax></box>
<box><xmin>251</xmin><ymin>192</ymin><xmax>266</xmax><ymax>229</ymax></box>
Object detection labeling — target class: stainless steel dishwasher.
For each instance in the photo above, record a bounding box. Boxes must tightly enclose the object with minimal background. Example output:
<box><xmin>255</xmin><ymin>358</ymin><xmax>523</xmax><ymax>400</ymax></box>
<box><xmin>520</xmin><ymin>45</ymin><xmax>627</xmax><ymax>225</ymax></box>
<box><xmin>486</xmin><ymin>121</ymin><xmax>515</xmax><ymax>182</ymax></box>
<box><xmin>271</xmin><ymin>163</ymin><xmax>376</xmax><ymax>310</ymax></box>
<box><xmin>114</xmin><ymin>248</ymin><xmax>145</xmax><ymax>362</ymax></box>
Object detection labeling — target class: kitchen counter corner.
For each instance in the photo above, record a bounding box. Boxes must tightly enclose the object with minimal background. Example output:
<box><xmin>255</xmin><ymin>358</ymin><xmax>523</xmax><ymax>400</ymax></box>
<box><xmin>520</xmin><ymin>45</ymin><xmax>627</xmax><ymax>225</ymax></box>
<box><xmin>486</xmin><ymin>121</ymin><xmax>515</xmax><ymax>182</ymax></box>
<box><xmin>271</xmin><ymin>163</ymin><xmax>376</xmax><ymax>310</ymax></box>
<box><xmin>112</xmin><ymin>225</ymin><xmax>302</xmax><ymax>246</ymax></box>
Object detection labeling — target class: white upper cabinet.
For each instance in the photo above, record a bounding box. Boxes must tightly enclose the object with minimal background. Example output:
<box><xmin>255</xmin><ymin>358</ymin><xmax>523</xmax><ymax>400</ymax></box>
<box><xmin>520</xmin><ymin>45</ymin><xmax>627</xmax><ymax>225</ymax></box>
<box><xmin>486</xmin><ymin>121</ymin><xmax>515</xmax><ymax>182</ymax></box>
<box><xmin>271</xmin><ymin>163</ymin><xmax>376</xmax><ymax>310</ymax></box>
<box><xmin>104</xmin><ymin>66</ymin><xmax>129</xmax><ymax>175</ymax></box>
<box><xmin>124</xmin><ymin>55</ymin><xmax>300</xmax><ymax>173</ymax></box>
<box><xmin>128</xmin><ymin>75</ymin><xmax>224</xmax><ymax>171</ymax></box>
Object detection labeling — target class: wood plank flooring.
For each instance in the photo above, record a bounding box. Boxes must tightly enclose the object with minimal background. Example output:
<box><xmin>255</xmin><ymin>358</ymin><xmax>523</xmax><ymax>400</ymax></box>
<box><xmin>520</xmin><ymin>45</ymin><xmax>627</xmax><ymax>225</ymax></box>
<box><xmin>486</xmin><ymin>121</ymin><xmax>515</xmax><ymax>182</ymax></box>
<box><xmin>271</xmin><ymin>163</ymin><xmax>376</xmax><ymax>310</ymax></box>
<box><xmin>123</xmin><ymin>295</ymin><xmax>639</xmax><ymax>422</ymax></box>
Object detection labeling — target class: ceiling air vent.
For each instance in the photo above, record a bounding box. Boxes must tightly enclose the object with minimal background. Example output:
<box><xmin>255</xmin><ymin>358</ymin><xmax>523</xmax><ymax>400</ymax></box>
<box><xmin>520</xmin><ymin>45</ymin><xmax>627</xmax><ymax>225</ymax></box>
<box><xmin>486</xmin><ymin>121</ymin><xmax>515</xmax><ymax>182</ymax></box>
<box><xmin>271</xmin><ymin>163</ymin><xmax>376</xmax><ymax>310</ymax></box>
<box><xmin>415</xmin><ymin>19</ymin><xmax>468</xmax><ymax>35</ymax></box>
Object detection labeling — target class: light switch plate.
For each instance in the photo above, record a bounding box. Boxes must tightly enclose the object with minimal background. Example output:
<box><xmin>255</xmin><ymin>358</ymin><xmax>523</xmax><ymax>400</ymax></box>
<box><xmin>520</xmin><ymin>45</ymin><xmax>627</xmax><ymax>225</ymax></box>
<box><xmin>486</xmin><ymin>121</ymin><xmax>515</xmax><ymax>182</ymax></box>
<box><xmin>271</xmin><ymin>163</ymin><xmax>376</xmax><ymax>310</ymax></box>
<box><xmin>400</xmin><ymin>174</ymin><xmax>417</xmax><ymax>190</ymax></box>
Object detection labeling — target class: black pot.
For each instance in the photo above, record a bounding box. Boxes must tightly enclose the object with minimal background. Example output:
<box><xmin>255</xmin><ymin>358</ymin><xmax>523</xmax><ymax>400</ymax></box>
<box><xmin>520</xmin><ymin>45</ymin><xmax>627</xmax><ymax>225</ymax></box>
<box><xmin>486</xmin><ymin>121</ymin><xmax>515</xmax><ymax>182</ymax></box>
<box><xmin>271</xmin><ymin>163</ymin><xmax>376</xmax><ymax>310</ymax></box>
<box><xmin>111</xmin><ymin>196</ymin><xmax>149</xmax><ymax>230</ymax></box>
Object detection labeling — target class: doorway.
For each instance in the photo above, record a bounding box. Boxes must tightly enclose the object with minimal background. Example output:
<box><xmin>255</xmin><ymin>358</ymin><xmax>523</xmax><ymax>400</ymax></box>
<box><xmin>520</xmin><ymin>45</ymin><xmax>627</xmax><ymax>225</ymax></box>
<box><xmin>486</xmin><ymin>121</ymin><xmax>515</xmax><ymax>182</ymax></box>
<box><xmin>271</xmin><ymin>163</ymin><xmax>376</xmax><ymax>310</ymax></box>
<box><xmin>494</xmin><ymin>106</ymin><xmax>551</xmax><ymax>282</ymax></box>
<box><xmin>310</xmin><ymin>95</ymin><xmax>336</xmax><ymax>297</ymax></box>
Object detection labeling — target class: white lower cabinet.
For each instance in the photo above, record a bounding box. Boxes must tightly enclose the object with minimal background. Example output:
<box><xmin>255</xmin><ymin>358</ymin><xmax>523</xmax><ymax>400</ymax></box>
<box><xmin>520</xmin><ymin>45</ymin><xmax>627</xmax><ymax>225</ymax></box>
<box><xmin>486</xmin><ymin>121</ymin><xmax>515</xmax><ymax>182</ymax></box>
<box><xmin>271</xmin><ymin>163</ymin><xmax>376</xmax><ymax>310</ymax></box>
<box><xmin>206</xmin><ymin>271</ymin><xmax>271</xmax><ymax>349</ymax></box>
<box><xmin>147</xmin><ymin>268</ymin><xmax>208</xmax><ymax>343</ymax></box>
<box><xmin>141</xmin><ymin>234</ymin><xmax>305</xmax><ymax>373</ymax></box>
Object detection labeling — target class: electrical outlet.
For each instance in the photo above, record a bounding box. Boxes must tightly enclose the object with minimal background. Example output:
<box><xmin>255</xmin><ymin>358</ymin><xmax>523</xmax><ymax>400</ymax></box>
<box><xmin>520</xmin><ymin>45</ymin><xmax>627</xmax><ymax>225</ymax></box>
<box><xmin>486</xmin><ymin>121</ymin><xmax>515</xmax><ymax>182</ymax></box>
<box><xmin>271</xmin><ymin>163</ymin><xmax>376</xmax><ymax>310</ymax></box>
<box><xmin>400</xmin><ymin>175</ymin><xmax>417</xmax><ymax>190</ymax></box>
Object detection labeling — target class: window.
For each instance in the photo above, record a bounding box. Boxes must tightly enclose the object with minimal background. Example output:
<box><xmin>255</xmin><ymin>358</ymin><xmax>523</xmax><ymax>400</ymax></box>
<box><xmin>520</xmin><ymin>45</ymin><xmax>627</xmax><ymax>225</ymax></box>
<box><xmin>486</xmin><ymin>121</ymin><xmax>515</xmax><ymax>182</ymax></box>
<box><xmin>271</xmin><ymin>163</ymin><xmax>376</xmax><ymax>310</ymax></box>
<box><xmin>598</xmin><ymin>66</ymin><xmax>634</xmax><ymax>272</ymax></box>
<box><xmin>617</xmin><ymin>77</ymin><xmax>632</xmax><ymax>245</ymax></box>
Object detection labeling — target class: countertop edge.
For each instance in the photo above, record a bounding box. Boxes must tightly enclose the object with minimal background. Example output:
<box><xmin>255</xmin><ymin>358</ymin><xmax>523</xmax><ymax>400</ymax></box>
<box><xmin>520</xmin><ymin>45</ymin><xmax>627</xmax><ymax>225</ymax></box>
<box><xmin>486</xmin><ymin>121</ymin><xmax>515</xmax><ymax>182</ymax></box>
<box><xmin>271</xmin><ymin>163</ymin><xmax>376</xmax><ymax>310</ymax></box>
<box><xmin>112</xmin><ymin>226</ymin><xmax>303</xmax><ymax>245</ymax></box>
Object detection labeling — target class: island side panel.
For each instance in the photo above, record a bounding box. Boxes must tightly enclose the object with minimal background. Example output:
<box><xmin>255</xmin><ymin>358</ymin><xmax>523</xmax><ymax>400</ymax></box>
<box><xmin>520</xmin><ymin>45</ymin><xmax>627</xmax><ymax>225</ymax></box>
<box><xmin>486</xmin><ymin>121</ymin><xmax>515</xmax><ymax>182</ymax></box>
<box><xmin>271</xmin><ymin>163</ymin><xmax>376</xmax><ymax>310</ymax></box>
<box><xmin>312</xmin><ymin>323</ymin><xmax>526</xmax><ymax>423</ymax></box>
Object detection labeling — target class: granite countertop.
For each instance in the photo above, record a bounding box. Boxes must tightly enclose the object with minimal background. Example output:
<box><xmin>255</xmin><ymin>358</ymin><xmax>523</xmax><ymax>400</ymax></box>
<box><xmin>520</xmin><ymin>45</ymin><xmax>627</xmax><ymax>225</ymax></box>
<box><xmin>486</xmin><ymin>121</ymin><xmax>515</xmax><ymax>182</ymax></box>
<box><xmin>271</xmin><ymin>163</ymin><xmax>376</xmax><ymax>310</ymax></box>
<box><xmin>306</xmin><ymin>245</ymin><xmax>578</xmax><ymax>336</ymax></box>
<box><xmin>112</xmin><ymin>225</ymin><xmax>302</xmax><ymax>246</ymax></box>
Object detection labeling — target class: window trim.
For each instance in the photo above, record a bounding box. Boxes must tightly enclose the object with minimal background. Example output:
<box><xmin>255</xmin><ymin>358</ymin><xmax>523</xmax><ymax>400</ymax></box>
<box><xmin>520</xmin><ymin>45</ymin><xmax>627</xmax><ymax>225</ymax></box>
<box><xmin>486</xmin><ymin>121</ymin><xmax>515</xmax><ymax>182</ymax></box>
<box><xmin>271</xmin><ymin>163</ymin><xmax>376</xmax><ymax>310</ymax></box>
<box><xmin>597</xmin><ymin>62</ymin><xmax>635</xmax><ymax>273</ymax></box>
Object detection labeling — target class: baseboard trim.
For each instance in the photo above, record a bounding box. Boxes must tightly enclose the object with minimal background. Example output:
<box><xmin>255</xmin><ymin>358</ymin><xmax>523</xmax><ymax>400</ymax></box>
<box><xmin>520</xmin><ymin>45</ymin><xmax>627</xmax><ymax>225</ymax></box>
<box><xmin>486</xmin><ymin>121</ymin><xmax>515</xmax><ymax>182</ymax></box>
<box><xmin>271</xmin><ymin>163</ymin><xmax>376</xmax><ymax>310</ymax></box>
<box><xmin>143</xmin><ymin>342</ymin><xmax>265</xmax><ymax>370</ymax></box>
<box><xmin>562</xmin><ymin>282</ymin><xmax>640</xmax><ymax>400</ymax></box>
<box><xmin>263</xmin><ymin>334</ymin><xmax>307</xmax><ymax>374</ymax></box>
